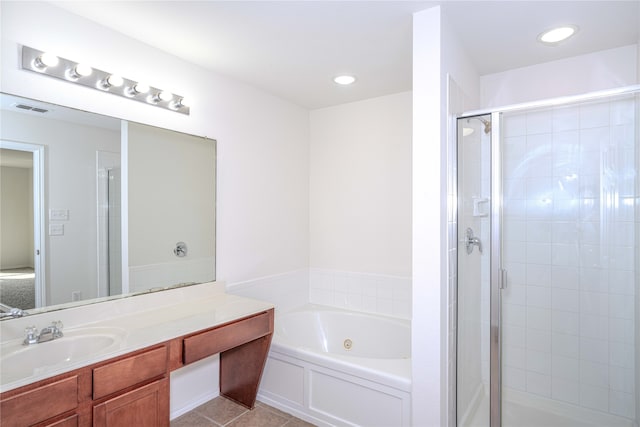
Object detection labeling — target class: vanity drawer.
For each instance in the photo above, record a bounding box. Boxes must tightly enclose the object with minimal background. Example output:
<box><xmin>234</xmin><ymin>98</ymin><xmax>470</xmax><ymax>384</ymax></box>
<box><xmin>0</xmin><ymin>376</ymin><xmax>78</xmax><ymax>426</ymax></box>
<box><xmin>183</xmin><ymin>311</ymin><xmax>272</xmax><ymax>364</ymax></box>
<box><xmin>93</xmin><ymin>346</ymin><xmax>167</xmax><ymax>399</ymax></box>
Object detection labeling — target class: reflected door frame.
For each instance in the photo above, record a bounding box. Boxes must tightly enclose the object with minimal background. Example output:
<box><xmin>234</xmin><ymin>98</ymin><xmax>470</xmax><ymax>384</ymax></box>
<box><xmin>0</xmin><ymin>140</ymin><xmax>45</xmax><ymax>308</ymax></box>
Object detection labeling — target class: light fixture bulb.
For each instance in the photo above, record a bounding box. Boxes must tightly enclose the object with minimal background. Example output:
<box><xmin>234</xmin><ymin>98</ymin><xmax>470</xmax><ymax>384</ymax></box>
<box><xmin>106</xmin><ymin>75</ymin><xmax>124</xmax><ymax>87</ymax></box>
<box><xmin>538</xmin><ymin>26</ymin><xmax>577</xmax><ymax>44</ymax></box>
<box><xmin>74</xmin><ymin>64</ymin><xmax>93</xmax><ymax>77</ymax></box>
<box><xmin>462</xmin><ymin>127</ymin><xmax>474</xmax><ymax>137</ymax></box>
<box><xmin>133</xmin><ymin>83</ymin><xmax>150</xmax><ymax>94</ymax></box>
<box><xmin>333</xmin><ymin>75</ymin><xmax>356</xmax><ymax>85</ymax></box>
<box><xmin>35</xmin><ymin>52</ymin><xmax>59</xmax><ymax>68</ymax></box>
<box><xmin>159</xmin><ymin>91</ymin><xmax>173</xmax><ymax>102</ymax></box>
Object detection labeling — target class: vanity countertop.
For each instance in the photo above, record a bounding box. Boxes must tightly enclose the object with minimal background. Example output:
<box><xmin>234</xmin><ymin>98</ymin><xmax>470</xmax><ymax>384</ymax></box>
<box><xmin>0</xmin><ymin>282</ymin><xmax>274</xmax><ymax>393</ymax></box>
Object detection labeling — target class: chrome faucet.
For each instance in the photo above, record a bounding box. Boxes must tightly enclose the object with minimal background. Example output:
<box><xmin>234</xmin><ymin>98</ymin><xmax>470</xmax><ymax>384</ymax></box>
<box><xmin>0</xmin><ymin>302</ymin><xmax>28</xmax><ymax>318</ymax></box>
<box><xmin>23</xmin><ymin>321</ymin><xmax>64</xmax><ymax>345</ymax></box>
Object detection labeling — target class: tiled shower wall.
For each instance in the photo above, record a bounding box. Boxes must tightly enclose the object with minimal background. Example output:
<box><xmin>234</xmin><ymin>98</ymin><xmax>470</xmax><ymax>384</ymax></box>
<box><xmin>501</xmin><ymin>96</ymin><xmax>638</xmax><ymax>419</ymax></box>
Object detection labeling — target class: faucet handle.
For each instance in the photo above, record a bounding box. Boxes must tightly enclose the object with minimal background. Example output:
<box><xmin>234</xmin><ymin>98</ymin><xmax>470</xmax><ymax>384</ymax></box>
<box><xmin>23</xmin><ymin>326</ymin><xmax>39</xmax><ymax>345</ymax></box>
<box><xmin>51</xmin><ymin>320</ymin><xmax>64</xmax><ymax>337</ymax></box>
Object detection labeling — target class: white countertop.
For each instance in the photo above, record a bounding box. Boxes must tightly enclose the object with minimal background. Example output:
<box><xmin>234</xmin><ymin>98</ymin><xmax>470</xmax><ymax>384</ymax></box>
<box><xmin>0</xmin><ymin>282</ymin><xmax>274</xmax><ymax>393</ymax></box>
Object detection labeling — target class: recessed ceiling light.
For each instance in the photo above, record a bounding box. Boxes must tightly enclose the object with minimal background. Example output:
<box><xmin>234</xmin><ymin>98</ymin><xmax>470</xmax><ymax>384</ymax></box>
<box><xmin>333</xmin><ymin>75</ymin><xmax>356</xmax><ymax>85</ymax></box>
<box><xmin>538</xmin><ymin>25</ymin><xmax>578</xmax><ymax>45</ymax></box>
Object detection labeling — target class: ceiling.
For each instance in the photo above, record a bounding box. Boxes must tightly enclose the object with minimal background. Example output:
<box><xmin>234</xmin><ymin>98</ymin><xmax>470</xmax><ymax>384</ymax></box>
<box><xmin>50</xmin><ymin>1</ymin><xmax>640</xmax><ymax>109</ymax></box>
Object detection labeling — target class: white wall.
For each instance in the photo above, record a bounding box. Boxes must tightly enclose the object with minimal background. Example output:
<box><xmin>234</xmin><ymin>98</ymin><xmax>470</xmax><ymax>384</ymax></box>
<box><xmin>0</xmin><ymin>1</ymin><xmax>310</xmax><ymax>286</ymax></box>
<box><xmin>481</xmin><ymin>45</ymin><xmax>638</xmax><ymax>108</ymax></box>
<box><xmin>0</xmin><ymin>166</ymin><xmax>31</xmax><ymax>269</ymax></box>
<box><xmin>0</xmin><ymin>1</ymin><xmax>309</xmax><ymax>417</ymax></box>
<box><xmin>308</xmin><ymin>92</ymin><xmax>412</xmax><ymax>318</ymax></box>
<box><xmin>309</xmin><ymin>91</ymin><xmax>412</xmax><ymax>276</ymax></box>
<box><xmin>413</xmin><ymin>5</ymin><xmax>481</xmax><ymax>426</ymax></box>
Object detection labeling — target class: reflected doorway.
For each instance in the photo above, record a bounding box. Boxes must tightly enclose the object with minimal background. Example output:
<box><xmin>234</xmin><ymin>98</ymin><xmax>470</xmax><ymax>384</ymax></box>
<box><xmin>0</xmin><ymin>142</ymin><xmax>45</xmax><ymax>310</ymax></box>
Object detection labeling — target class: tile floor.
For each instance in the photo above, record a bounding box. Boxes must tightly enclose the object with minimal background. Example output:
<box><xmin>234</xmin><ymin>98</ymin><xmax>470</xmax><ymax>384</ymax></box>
<box><xmin>170</xmin><ymin>396</ymin><xmax>316</xmax><ymax>427</ymax></box>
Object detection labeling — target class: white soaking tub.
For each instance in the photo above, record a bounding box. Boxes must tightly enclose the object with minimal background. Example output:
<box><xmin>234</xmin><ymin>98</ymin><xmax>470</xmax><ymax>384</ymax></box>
<box><xmin>258</xmin><ymin>305</ymin><xmax>411</xmax><ymax>427</ymax></box>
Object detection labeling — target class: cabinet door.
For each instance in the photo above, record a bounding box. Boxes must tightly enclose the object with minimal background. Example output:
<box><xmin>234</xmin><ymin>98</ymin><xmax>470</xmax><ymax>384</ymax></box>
<box><xmin>93</xmin><ymin>379</ymin><xmax>169</xmax><ymax>427</ymax></box>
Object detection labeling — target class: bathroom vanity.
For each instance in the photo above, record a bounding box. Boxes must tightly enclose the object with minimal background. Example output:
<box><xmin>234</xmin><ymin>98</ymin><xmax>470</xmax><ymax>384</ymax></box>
<box><xmin>0</xmin><ymin>283</ymin><xmax>274</xmax><ymax>426</ymax></box>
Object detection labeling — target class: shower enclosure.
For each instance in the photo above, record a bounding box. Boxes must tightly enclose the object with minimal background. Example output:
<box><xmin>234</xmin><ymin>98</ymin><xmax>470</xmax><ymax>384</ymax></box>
<box><xmin>456</xmin><ymin>87</ymin><xmax>640</xmax><ymax>426</ymax></box>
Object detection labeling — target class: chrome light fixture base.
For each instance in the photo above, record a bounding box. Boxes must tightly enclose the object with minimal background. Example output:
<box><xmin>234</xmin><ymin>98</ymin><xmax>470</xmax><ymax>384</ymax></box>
<box><xmin>21</xmin><ymin>46</ymin><xmax>190</xmax><ymax>115</ymax></box>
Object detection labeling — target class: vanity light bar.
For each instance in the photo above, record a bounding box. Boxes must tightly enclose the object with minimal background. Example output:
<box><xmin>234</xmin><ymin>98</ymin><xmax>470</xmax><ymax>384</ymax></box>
<box><xmin>21</xmin><ymin>46</ymin><xmax>190</xmax><ymax>115</ymax></box>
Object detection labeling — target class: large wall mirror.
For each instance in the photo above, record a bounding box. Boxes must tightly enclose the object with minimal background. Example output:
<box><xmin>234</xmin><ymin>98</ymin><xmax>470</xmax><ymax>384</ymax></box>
<box><xmin>0</xmin><ymin>93</ymin><xmax>216</xmax><ymax>319</ymax></box>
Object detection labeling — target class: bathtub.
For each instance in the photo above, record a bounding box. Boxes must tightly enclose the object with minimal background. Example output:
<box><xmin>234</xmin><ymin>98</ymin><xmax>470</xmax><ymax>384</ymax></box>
<box><xmin>258</xmin><ymin>305</ymin><xmax>412</xmax><ymax>427</ymax></box>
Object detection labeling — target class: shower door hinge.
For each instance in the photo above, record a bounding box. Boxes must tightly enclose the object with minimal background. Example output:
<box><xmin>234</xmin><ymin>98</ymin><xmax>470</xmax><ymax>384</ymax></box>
<box><xmin>499</xmin><ymin>269</ymin><xmax>507</xmax><ymax>289</ymax></box>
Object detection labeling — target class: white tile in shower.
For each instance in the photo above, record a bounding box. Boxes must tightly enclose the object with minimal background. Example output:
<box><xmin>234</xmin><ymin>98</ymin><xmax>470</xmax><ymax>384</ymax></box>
<box><xmin>526</xmin><ymin>349</ymin><xmax>552</xmax><ymax>375</ymax></box>
<box><xmin>526</xmin><ymin>306</ymin><xmax>552</xmax><ymax>330</ymax></box>
<box><xmin>524</xmin><ymin>221</ymin><xmax>552</xmax><ymax>243</ymax></box>
<box><xmin>552</xmin><ymin>199</ymin><xmax>580</xmax><ymax>221</ymax></box>
<box><xmin>609</xmin><ymin>269</ymin><xmax>635</xmax><ymax>297</ymax></box>
<box><xmin>503</xmin><ymin>325</ymin><xmax>526</xmax><ymax>349</ymax></box>
<box><xmin>579</xmin><ymin>314</ymin><xmax>608</xmax><ymax>340</ymax></box>
<box><xmin>526</xmin><ymin>286</ymin><xmax>551</xmax><ymax>308</ymax></box>
<box><xmin>526</xmin><ymin>242</ymin><xmax>552</xmax><ymax>265</ymax></box>
<box><xmin>551</xmin><ymin>355</ymin><xmax>580</xmax><ymax>381</ymax></box>
<box><xmin>551</xmin><ymin>266</ymin><xmax>579</xmax><ymax>290</ymax></box>
<box><xmin>552</xmin><ymin>288</ymin><xmax>580</xmax><ymax>312</ymax></box>
<box><xmin>578</xmin><ymin>268</ymin><xmax>608</xmax><ymax>293</ymax></box>
<box><xmin>526</xmin><ymin>329</ymin><xmax>551</xmax><ymax>352</ymax></box>
<box><xmin>503</xmin><ymin>113</ymin><xmax>527</xmax><ymax>137</ymax></box>
<box><xmin>526</xmin><ymin>199</ymin><xmax>554</xmax><ymax>220</ymax></box>
<box><xmin>578</xmin><ymin>244</ymin><xmax>604</xmax><ymax>268</ymax></box>
<box><xmin>551</xmin><ymin>332</ymin><xmax>580</xmax><ymax>359</ymax></box>
<box><xmin>503</xmin><ymin>367</ymin><xmax>527</xmax><ymax>391</ymax></box>
<box><xmin>578</xmin><ymin>221</ymin><xmax>599</xmax><ymax>245</ymax></box>
<box><xmin>579</xmin><ymin>198</ymin><xmax>600</xmax><ymax>221</ymax></box>
<box><xmin>580</xmin><ymin>291</ymin><xmax>609</xmax><ymax>316</ymax></box>
<box><xmin>579</xmin><ymin>102</ymin><xmax>610</xmax><ymax>129</ymax></box>
<box><xmin>609</xmin><ymin>365</ymin><xmax>635</xmax><ymax>393</ymax></box>
<box><xmin>609</xmin><ymin>318</ymin><xmax>634</xmax><ymax>344</ymax></box>
<box><xmin>503</xmin><ymin>284</ymin><xmax>526</xmax><ymax>306</ymax></box>
<box><xmin>526</xmin><ymin>110</ymin><xmax>553</xmax><ymax>135</ymax></box>
<box><xmin>504</xmin><ymin>219</ymin><xmax>527</xmax><ymax>242</ymax></box>
<box><xmin>609</xmin><ymin>391</ymin><xmax>635</xmax><ymax>419</ymax></box>
<box><xmin>552</xmin><ymin>106</ymin><xmax>580</xmax><ymax>132</ymax></box>
<box><xmin>579</xmin><ymin>360</ymin><xmax>609</xmax><ymax>388</ymax></box>
<box><xmin>552</xmin><ymin>377</ymin><xmax>580</xmax><ymax>405</ymax></box>
<box><xmin>505</xmin><ymin>262</ymin><xmax>526</xmax><ymax>286</ymax></box>
<box><xmin>552</xmin><ymin>311</ymin><xmax>580</xmax><ymax>336</ymax></box>
<box><xmin>609</xmin><ymin>342</ymin><xmax>634</xmax><ymax>369</ymax></box>
<box><xmin>579</xmin><ymin>337</ymin><xmax>609</xmax><ymax>364</ymax></box>
<box><xmin>503</xmin><ymin>303</ymin><xmax>526</xmax><ymax>328</ymax></box>
<box><xmin>551</xmin><ymin>222</ymin><xmax>579</xmax><ymax>244</ymax></box>
<box><xmin>609</xmin><ymin>293</ymin><xmax>634</xmax><ymax>319</ymax></box>
<box><xmin>609</xmin><ymin>245</ymin><xmax>635</xmax><ymax>270</ymax></box>
<box><xmin>579</xmin><ymin>384</ymin><xmax>609</xmax><ymax>412</ymax></box>
<box><xmin>526</xmin><ymin>264</ymin><xmax>551</xmax><ymax>287</ymax></box>
<box><xmin>526</xmin><ymin>371</ymin><xmax>552</xmax><ymax>397</ymax></box>
<box><xmin>610</xmin><ymin>98</ymin><xmax>636</xmax><ymax>125</ymax></box>
<box><xmin>551</xmin><ymin>243</ymin><xmax>580</xmax><ymax>267</ymax></box>
<box><xmin>580</xmin><ymin>127</ymin><xmax>609</xmax><ymax>151</ymax></box>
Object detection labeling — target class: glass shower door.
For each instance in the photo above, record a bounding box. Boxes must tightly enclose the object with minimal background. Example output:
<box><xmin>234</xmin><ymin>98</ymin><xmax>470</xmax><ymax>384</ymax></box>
<box><xmin>457</xmin><ymin>114</ymin><xmax>493</xmax><ymax>426</ymax></box>
<box><xmin>499</xmin><ymin>94</ymin><xmax>639</xmax><ymax>427</ymax></box>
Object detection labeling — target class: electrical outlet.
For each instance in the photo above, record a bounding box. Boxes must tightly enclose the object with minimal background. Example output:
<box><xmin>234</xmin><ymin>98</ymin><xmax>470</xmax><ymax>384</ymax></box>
<box><xmin>50</xmin><ymin>209</ymin><xmax>69</xmax><ymax>221</ymax></box>
<box><xmin>49</xmin><ymin>223</ymin><xmax>64</xmax><ymax>236</ymax></box>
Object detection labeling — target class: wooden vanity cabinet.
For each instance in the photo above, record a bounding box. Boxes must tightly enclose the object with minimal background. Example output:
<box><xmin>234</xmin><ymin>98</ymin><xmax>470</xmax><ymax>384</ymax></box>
<box><xmin>92</xmin><ymin>378</ymin><xmax>169</xmax><ymax>427</ymax></box>
<box><xmin>92</xmin><ymin>345</ymin><xmax>170</xmax><ymax>427</ymax></box>
<box><xmin>0</xmin><ymin>308</ymin><xmax>274</xmax><ymax>426</ymax></box>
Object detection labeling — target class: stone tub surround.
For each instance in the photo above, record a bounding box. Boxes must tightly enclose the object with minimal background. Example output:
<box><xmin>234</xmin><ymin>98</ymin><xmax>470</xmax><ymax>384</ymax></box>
<box><xmin>0</xmin><ymin>281</ymin><xmax>274</xmax><ymax>393</ymax></box>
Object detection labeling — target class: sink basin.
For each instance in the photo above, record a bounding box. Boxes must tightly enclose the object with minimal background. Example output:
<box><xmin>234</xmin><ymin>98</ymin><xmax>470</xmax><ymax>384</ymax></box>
<box><xmin>1</xmin><ymin>327</ymin><xmax>125</xmax><ymax>384</ymax></box>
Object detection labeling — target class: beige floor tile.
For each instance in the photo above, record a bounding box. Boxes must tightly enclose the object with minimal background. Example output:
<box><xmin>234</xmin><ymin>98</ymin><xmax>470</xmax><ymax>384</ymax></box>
<box><xmin>226</xmin><ymin>406</ymin><xmax>289</xmax><ymax>427</ymax></box>
<box><xmin>256</xmin><ymin>401</ymin><xmax>293</xmax><ymax>420</ymax></box>
<box><xmin>282</xmin><ymin>417</ymin><xmax>317</xmax><ymax>427</ymax></box>
<box><xmin>195</xmin><ymin>397</ymin><xmax>248</xmax><ymax>425</ymax></box>
<box><xmin>171</xmin><ymin>411</ymin><xmax>218</xmax><ymax>427</ymax></box>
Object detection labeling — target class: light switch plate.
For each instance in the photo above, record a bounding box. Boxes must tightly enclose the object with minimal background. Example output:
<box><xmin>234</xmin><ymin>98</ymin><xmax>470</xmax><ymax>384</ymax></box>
<box><xmin>49</xmin><ymin>223</ymin><xmax>64</xmax><ymax>236</ymax></box>
<box><xmin>50</xmin><ymin>209</ymin><xmax>69</xmax><ymax>221</ymax></box>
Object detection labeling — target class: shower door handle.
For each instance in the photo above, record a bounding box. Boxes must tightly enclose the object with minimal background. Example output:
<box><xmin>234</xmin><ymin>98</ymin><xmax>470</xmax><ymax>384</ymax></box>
<box><xmin>464</xmin><ymin>227</ymin><xmax>482</xmax><ymax>254</ymax></box>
